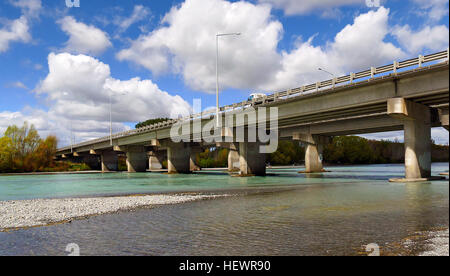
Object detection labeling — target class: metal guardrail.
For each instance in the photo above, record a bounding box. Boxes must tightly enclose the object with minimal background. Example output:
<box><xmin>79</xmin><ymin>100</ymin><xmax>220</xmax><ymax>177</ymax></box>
<box><xmin>58</xmin><ymin>49</ymin><xmax>450</xmax><ymax>152</ymax></box>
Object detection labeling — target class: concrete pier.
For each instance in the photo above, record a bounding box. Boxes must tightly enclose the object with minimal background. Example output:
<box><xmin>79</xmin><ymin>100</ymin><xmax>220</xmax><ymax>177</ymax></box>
<box><xmin>239</xmin><ymin>142</ymin><xmax>266</xmax><ymax>176</ymax></box>
<box><xmin>167</xmin><ymin>143</ymin><xmax>191</xmax><ymax>174</ymax></box>
<box><xmin>101</xmin><ymin>151</ymin><xmax>118</xmax><ymax>172</ymax></box>
<box><xmin>388</xmin><ymin>98</ymin><xmax>432</xmax><ymax>180</ymax></box>
<box><xmin>190</xmin><ymin>150</ymin><xmax>201</xmax><ymax>172</ymax></box>
<box><xmin>293</xmin><ymin>133</ymin><xmax>328</xmax><ymax>173</ymax></box>
<box><xmin>148</xmin><ymin>151</ymin><xmax>165</xmax><ymax>170</ymax></box>
<box><xmin>125</xmin><ymin>146</ymin><xmax>148</xmax><ymax>173</ymax></box>
<box><xmin>439</xmin><ymin>107</ymin><xmax>449</xmax><ymax>131</ymax></box>
<box><xmin>228</xmin><ymin>147</ymin><xmax>240</xmax><ymax>172</ymax></box>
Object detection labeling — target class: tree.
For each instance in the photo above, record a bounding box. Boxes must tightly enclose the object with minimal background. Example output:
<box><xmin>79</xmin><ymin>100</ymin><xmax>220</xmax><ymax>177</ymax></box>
<box><xmin>0</xmin><ymin>122</ymin><xmax>59</xmax><ymax>173</ymax></box>
<box><xmin>135</xmin><ymin>118</ymin><xmax>170</xmax><ymax>129</ymax></box>
<box><xmin>0</xmin><ymin>136</ymin><xmax>13</xmax><ymax>172</ymax></box>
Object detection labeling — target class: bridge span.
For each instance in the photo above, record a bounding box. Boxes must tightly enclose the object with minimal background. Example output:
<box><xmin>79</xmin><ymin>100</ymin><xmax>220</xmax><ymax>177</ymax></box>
<box><xmin>56</xmin><ymin>51</ymin><xmax>449</xmax><ymax>181</ymax></box>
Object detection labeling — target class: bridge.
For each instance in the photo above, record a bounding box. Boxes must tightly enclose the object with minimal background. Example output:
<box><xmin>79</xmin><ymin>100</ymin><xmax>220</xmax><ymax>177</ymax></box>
<box><xmin>56</xmin><ymin>50</ymin><xmax>449</xmax><ymax>181</ymax></box>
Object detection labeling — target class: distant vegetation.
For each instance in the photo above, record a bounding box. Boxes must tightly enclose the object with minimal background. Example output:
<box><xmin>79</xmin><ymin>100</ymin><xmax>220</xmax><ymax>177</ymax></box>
<box><xmin>0</xmin><ymin>122</ymin><xmax>58</xmax><ymax>173</ymax></box>
<box><xmin>0</xmin><ymin>122</ymin><xmax>92</xmax><ymax>173</ymax></box>
<box><xmin>135</xmin><ymin>118</ymin><xmax>170</xmax><ymax>129</ymax></box>
<box><xmin>193</xmin><ymin>136</ymin><xmax>449</xmax><ymax>168</ymax></box>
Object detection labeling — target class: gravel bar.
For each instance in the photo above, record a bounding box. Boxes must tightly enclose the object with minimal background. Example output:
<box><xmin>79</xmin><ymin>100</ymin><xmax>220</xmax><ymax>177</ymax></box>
<box><xmin>0</xmin><ymin>194</ymin><xmax>223</xmax><ymax>231</ymax></box>
<box><xmin>419</xmin><ymin>229</ymin><xmax>449</xmax><ymax>256</ymax></box>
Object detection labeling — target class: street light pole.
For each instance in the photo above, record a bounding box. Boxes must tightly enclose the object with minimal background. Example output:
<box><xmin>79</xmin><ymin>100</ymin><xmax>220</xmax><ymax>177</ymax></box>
<box><xmin>109</xmin><ymin>91</ymin><xmax>112</xmax><ymax>146</ymax></box>
<box><xmin>216</xmin><ymin>32</ymin><xmax>241</xmax><ymax>127</ymax></box>
<box><xmin>318</xmin><ymin>68</ymin><xmax>336</xmax><ymax>78</ymax></box>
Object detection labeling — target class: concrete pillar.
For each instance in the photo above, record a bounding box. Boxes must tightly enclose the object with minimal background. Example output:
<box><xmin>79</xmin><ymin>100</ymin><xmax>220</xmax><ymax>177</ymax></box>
<box><xmin>228</xmin><ymin>147</ymin><xmax>240</xmax><ymax>172</ymax></box>
<box><xmin>438</xmin><ymin>107</ymin><xmax>449</xmax><ymax>131</ymax></box>
<box><xmin>190</xmin><ymin>151</ymin><xmax>201</xmax><ymax>171</ymax></box>
<box><xmin>101</xmin><ymin>151</ymin><xmax>118</xmax><ymax>172</ymax></box>
<box><xmin>305</xmin><ymin>142</ymin><xmax>324</xmax><ymax>173</ymax></box>
<box><xmin>167</xmin><ymin>143</ymin><xmax>191</xmax><ymax>174</ymax></box>
<box><xmin>148</xmin><ymin>153</ymin><xmax>163</xmax><ymax>170</ymax></box>
<box><xmin>239</xmin><ymin>142</ymin><xmax>266</xmax><ymax>176</ymax></box>
<box><xmin>293</xmin><ymin>133</ymin><xmax>328</xmax><ymax>173</ymax></box>
<box><xmin>126</xmin><ymin>146</ymin><xmax>148</xmax><ymax>173</ymax></box>
<box><xmin>388</xmin><ymin>98</ymin><xmax>432</xmax><ymax>180</ymax></box>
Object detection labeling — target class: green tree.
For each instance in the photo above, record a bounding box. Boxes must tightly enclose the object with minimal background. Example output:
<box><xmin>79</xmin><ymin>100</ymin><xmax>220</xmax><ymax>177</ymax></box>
<box><xmin>135</xmin><ymin>118</ymin><xmax>170</xmax><ymax>129</ymax></box>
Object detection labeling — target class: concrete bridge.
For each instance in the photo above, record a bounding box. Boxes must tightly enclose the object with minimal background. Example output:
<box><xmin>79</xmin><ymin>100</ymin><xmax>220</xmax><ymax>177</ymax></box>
<box><xmin>56</xmin><ymin>50</ymin><xmax>449</xmax><ymax>181</ymax></box>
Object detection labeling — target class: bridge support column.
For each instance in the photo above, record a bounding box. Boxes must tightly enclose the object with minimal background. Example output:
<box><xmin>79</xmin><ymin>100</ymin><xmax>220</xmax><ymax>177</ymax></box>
<box><xmin>148</xmin><ymin>151</ymin><xmax>165</xmax><ymax>170</ymax></box>
<box><xmin>388</xmin><ymin>98</ymin><xmax>435</xmax><ymax>181</ymax></box>
<box><xmin>190</xmin><ymin>149</ymin><xmax>202</xmax><ymax>171</ymax></box>
<box><xmin>294</xmin><ymin>133</ymin><xmax>329</xmax><ymax>173</ymax></box>
<box><xmin>227</xmin><ymin>143</ymin><xmax>240</xmax><ymax>172</ymax></box>
<box><xmin>126</xmin><ymin>146</ymin><xmax>148</xmax><ymax>173</ymax></box>
<box><xmin>438</xmin><ymin>107</ymin><xmax>449</xmax><ymax>131</ymax></box>
<box><xmin>167</xmin><ymin>143</ymin><xmax>191</xmax><ymax>174</ymax></box>
<box><xmin>101</xmin><ymin>151</ymin><xmax>118</xmax><ymax>172</ymax></box>
<box><xmin>239</xmin><ymin>142</ymin><xmax>266</xmax><ymax>176</ymax></box>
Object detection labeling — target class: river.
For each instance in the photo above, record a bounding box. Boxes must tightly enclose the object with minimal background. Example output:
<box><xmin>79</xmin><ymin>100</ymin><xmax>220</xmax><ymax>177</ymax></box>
<box><xmin>0</xmin><ymin>163</ymin><xmax>448</xmax><ymax>255</ymax></box>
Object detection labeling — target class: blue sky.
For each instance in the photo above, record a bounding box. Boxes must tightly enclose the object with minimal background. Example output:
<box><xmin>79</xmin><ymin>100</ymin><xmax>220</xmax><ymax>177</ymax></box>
<box><xmin>0</xmin><ymin>0</ymin><xmax>449</xmax><ymax>146</ymax></box>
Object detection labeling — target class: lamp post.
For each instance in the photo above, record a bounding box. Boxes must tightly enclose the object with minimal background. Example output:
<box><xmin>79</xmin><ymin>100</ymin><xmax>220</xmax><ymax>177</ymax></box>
<box><xmin>107</xmin><ymin>89</ymin><xmax>129</xmax><ymax>146</ymax></box>
<box><xmin>62</xmin><ymin>92</ymin><xmax>74</xmax><ymax>152</ymax></box>
<box><xmin>216</xmin><ymin>32</ymin><xmax>241</xmax><ymax>127</ymax></box>
<box><xmin>318</xmin><ymin>68</ymin><xmax>336</xmax><ymax>78</ymax></box>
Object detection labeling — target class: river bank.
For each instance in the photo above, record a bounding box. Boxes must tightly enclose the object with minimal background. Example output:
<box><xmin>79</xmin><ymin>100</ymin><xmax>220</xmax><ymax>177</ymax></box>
<box><xmin>0</xmin><ymin>193</ymin><xmax>225</xmax><ymax>231</ymax></box>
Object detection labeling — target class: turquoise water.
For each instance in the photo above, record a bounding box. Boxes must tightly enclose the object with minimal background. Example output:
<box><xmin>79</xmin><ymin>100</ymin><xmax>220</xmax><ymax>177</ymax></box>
<box><xmin>0</xmin><ymin>163</ymin><xmax>448</xmax><ymax>201</ymax></box>
<box><xmin>0</xmin><ymin>163</ymin><xmax>448</xmax><ymax>255</ymax></box>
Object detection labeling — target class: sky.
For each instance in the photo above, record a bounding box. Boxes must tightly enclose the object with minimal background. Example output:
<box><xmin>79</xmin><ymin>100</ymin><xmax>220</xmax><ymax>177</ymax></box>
<box><xmin>0</xmin><ymin>0</ymin><xmax>449</xmax><ymax>147</ymax></box>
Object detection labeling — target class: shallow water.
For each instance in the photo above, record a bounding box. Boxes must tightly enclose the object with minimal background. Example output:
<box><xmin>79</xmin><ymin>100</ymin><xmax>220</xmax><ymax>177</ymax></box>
<box><xmin>0</xmin><ymin>163</ymin><xmax>448</xmax><ymax>256</ymax></box>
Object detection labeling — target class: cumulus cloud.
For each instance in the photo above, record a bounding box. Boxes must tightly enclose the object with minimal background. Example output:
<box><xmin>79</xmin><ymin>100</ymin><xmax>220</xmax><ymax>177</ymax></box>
<box><xmin>269</xmin><ymin>7</ymin><xmax>406</xmax><ymax>90</ymax></box>
<box><xmin>258</xmin><ymin>0</ymin><xmax>362</xmax><ymax>16</ymax></box>
<box><xmin>412</xmin><ymin>0</ymin><xmax>449</xmax><ymax>22</ymax></box>
<box><xmin>0</xmin><ymin>0</ymin><xmax>41</xmax><ymax>53</ymax></box>
<box><xmin>114</xmin><ymin>5</ymin><xmax>151</xmax><ymax>34</ymax></box>
<box><xmin>9</xmin><ymin>0</ymin><xmax>42</xmax><ymax>18</ymax></box>
<box><xmin>0</xmin><ymin>16</ymin><xmax>31</xmax><ymax>53</ymax></box>
<box><xmin>117</xmin><ymin>0</ymin><xmax>283</xmax><ymax>93</ymax></box>
<box><xmin>392</xmin><ymin>25</ymin><xmax>449</xmax><ymax>55</ymax></box>
<box><xmin>119</xmin><ymin>3</ymin><xmax>408</xmax><ymax>93</ymax></box>
<box><xmin>58</xmin><ymin>16</ymin><xmax>112</xmax><ymax>56</ymax></box>
<box><xmin>27</xmin><ymin>52</ymin><xmax>191</xmax><ymax>145</ymax></box>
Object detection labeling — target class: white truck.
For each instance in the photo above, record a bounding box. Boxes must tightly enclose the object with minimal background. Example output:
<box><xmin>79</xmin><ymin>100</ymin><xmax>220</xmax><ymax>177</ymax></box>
<box><xmin>247</xmin><ymin>93</ymin><xmax>266</xmax><ymax>102</ymax></box>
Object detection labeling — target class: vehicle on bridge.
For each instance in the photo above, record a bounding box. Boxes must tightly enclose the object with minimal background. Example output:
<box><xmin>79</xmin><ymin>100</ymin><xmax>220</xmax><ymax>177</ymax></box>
<box><xmin>248</xmin><ymin>93</ymin><xmax>266</xmax><ymax>102</ymax></box>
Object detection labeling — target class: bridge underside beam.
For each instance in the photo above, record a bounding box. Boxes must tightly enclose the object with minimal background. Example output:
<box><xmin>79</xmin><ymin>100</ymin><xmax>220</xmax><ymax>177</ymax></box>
<box><xmin>388</xmin><ymin>98</ymin><xmax>432</xmax><ymax>180</ymax></box>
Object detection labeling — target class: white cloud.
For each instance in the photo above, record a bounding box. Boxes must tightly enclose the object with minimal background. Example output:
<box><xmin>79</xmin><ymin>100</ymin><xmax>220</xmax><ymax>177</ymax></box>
<box><xmin>29</xmin><ymin>52</ymin><xmax>191</xmax><ymax>146</ymax></box>
<box><xmin>58</xmin><ymin>16</ymin><xmax>112</xmax><ymax>56</ymax></box>
<box><xmin>10</xmin><ymin>81</ymin><xmax>28</xmax><ymax>89</ymax></box>
<box><xmin>9</xmin><ymin>0</ymin><xmax>42</xmax><ymax>18</ymax></box>
<box><xmin>258</xmin><ymin>0</ymin><xmax>362</xmax><ymax>15</ymax></box>
<box><xmin>117</xmin><ymin>0</ymin><xmax>283</xmax><ymax>93</ymax></box>
<box><xmin>117</xmin><ymin>3</ymin><xmax>411</xmax><ymax>93</ymax></box>
<box><xmin>259</xmin><ymin>7</ymin><xmax>406</xmax><ymax>91</ymax></box>
<box><xmin>2</xmin><ymin>50</ymin><xmax>191</xmax><ymax>146</ymax></box>
<box><xmin>115</xmin><ymin>5</ymin><xmax>150</xmax><ymax>34</ymax></box>
<box><xmin>0</xmin><ymin>16</ymin><xmax>31</xmax><ymax>53</ymax></box>
<box><xmin>392</xmin><ymin>25</ymin><xmax>449</xmax><ymax>55</ymax></box>
<box><xmin>412</xmin><ymin>0</ymin><xmax>449</xmax><ymax>22</ymax></box>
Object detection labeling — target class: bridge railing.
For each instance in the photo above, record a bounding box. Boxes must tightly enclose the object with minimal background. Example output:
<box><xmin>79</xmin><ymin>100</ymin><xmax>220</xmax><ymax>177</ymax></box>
<box><xmin>58</xmin><ymin>49</ymin><xmax>449</xmax><ymax>152</ymax></box>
